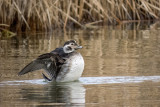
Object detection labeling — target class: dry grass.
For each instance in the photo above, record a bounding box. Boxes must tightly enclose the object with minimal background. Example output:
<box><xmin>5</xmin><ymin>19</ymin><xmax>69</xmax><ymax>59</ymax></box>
<box><xmin>0</xmin><ymin>0</ymin><xmax>160</xmax><ymax>31</ymax></box>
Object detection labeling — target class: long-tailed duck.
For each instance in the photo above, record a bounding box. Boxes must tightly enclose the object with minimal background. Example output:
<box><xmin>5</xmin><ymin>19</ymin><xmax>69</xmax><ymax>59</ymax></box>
<box><xmin>18</xmin><ymin>40</ymin><xmax>84</xmax><ymax>82</ymax></box>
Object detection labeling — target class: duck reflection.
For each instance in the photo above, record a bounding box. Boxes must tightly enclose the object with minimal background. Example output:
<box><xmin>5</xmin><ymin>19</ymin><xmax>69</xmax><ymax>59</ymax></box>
<box><xmin>19</xmin><ymin>81</ymin><xmax>85</xmax><ymax>106</ymax></box>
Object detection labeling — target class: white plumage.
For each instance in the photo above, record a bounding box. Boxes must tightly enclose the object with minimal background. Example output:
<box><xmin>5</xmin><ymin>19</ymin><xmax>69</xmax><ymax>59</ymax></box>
<box><xmin>57</xmin><ymin>53</ymin><xmax>84</xmax><ymax>82</ymax></box>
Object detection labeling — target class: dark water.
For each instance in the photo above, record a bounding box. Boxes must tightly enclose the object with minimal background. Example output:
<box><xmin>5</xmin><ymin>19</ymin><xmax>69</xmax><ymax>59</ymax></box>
<box><xmin>0</xmin><ymin>23</ymin><xmax>160</xmax><ymax>106</ymax></box>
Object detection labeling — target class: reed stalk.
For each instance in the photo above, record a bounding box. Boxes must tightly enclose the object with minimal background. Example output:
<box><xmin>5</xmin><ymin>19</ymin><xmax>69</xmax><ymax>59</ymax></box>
<box><xmin>0</xmin><ymin>0</ymin><xmax>160</xmax><ymax>31</ymax></box>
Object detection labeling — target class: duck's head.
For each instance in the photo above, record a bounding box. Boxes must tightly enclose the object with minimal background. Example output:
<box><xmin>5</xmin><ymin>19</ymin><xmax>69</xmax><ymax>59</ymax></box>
<box><xmin>63</xmin><ymin>40</ymin><xmax>82</xmax><ymax>53</ymax></box>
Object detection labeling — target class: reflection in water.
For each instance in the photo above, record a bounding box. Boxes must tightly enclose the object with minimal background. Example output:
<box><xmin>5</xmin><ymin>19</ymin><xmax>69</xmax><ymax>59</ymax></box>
<box><xmin>0</xmin><ymin>22</ymin><xmax>160</xmax><ymax>106</ymax></box>
<box><xmin>0</xmin><ymin>81</ymin><xmax>85</xmax><ymax>106</ymax></box>
<box><xmin>0</xmin><ymin>77</ymin><xmax>160</xmax><ymax>106</ymax></box>
<box><xmin>20</xmin><ymin>82</ymin><xmax>85</xmax><ymax>106</ymax></box>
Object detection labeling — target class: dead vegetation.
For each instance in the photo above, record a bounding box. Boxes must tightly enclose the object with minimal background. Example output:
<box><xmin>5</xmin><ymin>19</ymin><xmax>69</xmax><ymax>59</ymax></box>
<box><xmin>0</xmin><ymin>0</ymin><xmax>160</xmax><ymax>31</ymax></box>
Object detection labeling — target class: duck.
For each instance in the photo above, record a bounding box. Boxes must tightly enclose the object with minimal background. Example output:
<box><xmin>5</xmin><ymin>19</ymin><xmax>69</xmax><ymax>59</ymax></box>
<box><xmin>18</xmin><ymin>40</ymin><xmax>84</xmax><ymax>82</ymax></box>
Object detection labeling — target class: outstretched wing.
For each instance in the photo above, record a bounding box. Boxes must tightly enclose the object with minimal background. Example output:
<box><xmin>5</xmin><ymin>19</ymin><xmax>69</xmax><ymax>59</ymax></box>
<box><xmin>18</xmin><ymin>53</ymin><xmax>65</xmax><ymax>80</ymax></box>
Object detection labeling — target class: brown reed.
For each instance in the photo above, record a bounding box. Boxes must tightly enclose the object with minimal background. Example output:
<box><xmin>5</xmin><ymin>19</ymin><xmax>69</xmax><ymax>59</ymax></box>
<box><xmin>0</xmin><ymin>0</ymin><xmax>160</xmax><ymax>31</ymax></box>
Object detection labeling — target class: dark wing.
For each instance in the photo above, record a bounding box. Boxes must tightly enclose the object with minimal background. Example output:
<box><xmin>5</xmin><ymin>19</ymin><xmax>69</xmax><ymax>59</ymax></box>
<box><xmin>18</xmin><ymin>53</ymin><xmax>65</xmax><ymax>81</ymax></box>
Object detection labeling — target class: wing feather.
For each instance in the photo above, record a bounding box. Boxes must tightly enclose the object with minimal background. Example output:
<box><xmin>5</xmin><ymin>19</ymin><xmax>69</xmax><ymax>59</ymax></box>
<box><xmin>18</xmin><ymin>52</ymin><xmax>65</xmax><ymax>80</ymax></box>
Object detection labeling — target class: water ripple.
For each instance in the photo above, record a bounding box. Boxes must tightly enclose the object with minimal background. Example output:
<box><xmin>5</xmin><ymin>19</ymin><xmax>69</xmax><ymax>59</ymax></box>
<box><xmin>1</xmin><ymin>76</ymin><xmax>160</xmax><ymax>86</ymax></box>
<box><xmin>80</xmin><ymin>76</ymin><xmax>160</xmax><ymax>84</ymax></box>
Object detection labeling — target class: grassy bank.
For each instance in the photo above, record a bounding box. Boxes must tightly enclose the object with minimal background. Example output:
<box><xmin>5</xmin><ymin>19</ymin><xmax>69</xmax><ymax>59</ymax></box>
<box><xmin>0</xmin><ymin>0</ymin><xmax>160</xmax><ymax>31</ymax></box>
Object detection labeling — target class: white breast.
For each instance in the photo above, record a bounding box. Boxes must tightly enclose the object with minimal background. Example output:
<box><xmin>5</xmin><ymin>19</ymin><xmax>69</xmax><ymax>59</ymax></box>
<box><xmin>56</xmin><ymin>53</ymin><xmax>84</xmax><ymax>82</ymax></box>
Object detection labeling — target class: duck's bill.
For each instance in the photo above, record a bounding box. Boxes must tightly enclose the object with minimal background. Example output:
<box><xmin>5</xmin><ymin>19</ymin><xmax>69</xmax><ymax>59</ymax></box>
<box><xmin>76</xmin><ymin>46</ymin><xmax>83</xmax><ymax>49</ymax></box>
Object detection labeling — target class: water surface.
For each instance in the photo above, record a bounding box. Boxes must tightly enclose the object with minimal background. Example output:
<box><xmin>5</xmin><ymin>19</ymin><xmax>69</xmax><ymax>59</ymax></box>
<box><xmin>0</xmin><ymin>22</ymin><xmax>160</xmax><ymax>106</ymax></box>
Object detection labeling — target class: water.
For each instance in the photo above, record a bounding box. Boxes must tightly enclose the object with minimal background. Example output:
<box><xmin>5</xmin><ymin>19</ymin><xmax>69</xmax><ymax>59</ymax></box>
<box><xmin>0</xmin><ymin>22</ymin><xmax>160</xmax><ymax>106</ymax></box>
